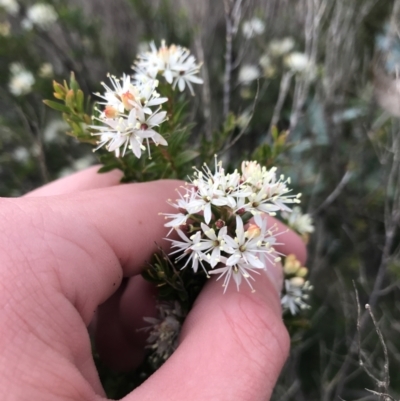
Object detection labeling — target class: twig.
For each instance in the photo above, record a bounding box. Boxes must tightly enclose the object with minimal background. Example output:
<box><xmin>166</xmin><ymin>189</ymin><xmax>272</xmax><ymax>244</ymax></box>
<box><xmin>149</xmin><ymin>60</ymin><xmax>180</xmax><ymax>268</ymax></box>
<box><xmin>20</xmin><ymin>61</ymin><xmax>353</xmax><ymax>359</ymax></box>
<box><xmin>222</xmin><ymin>0</ymin><xmax>243</xmax><ymax>120</ymax></box>
<box><xmin>365</xmin><ymin>304</ymin><xmax>390</xmax><ymax>391</ymax></box>
<box><xmin>365</xmin><ymin>389</ymin><xmax>398</xmax><ymax>401</ymax></box>
<box><xmin>220</xmin><ymin>79</ymin><xmax>260</xmax><ymax>155</ymax></box>
<box><xmin>269</xmin><ymin>71</ymin><xmax>293</xmax><ymax>134</ymax></box>
<box><xmin>194</xmin><ymin>36</ymin><xmax>213</xmax><ymax>141</ymax></box>
<box><xmin>314</xmin><ymin>170</ymin><xmax>353</xmax><ymax>215</ymax></box>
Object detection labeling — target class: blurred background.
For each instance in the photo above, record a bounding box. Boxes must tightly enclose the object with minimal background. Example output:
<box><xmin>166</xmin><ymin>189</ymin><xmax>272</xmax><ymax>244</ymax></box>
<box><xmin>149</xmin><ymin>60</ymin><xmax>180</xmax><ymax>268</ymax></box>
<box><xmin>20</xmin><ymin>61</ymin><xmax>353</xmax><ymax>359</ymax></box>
<box><xmin>1</xmin><ymin>0</ymin><xmax>400</xmax><ymax>399</ymax></box>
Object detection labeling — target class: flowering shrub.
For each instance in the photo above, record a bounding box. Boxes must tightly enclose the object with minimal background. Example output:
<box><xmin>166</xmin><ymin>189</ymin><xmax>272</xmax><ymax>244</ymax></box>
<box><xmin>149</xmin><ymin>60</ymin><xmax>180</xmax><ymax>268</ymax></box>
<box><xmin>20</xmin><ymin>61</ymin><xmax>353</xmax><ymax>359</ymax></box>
<box><xmin>43</xmin><ymin>37</ymin><xmax>315</xmax><ymax>370</ymax></box>
<box><xmin>2</xmin><ymin>1</ymin><xmax>398</xmax><ymax>399</ymax></box>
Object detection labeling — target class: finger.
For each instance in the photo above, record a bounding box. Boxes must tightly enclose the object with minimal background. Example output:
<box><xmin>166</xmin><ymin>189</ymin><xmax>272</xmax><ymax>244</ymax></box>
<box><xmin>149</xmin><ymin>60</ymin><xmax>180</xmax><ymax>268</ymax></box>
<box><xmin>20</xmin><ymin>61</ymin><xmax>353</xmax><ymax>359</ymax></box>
<box><xmin>2</xmin><ymin>180</ymin><xmax>181</xmax><ymax>324</ymax></box>
<box><xmin>126</xmin><ymin>263</ymin><xmax>289</xmax><ymax>401</ymax></box>
<box><xmin>25</xmin><ymin>165</ymin><xmax>123</xmax><ymax>197</ymax></box>
<box><xmin>267</xmin><ymin>216</ymin><xmax>308</xmax><ymax>266</ymax></box>
<box><xmin>95</xmin><ymin>216</ymin><xmax>306</xmax><ymax>371</ymax></box>
<box><xmin>94</xmin><ymin>276</ymin><xmax>158</xmax><ymax>371</ymax></box>
<box><xmin>0</xmin><ymin>180</ymin><xmax>181</xmax><ymax>396</ymax></box>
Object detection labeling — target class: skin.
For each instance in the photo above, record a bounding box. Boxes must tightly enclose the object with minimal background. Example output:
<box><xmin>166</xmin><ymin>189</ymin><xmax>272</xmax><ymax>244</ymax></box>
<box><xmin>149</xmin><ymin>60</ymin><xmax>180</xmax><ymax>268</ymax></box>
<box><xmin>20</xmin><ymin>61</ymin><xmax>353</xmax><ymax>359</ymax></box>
<box><xmin>0</xmin><ymin>166</ymin><xmax>307</xmax><ymax>401</ymax></box>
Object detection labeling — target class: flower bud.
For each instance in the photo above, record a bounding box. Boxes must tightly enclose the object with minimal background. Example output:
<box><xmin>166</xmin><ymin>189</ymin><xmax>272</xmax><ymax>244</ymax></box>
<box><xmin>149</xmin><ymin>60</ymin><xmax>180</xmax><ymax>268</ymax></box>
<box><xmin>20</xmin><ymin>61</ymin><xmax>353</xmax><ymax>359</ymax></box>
<box><xmin>297</xmin><ymin>267</ymin><xmax>308</xmax><ymax>277</ymax></box>
<box><xmin>215</xmin><ymin>219</ymin><xmax>225</xmax><ymax>229</ymax></box>
<box><xmin>246</xmin><ymin>223</ymin><xmax>261</xmax><ymax>239</ymax></box>
<box><xmin>289</xmin><ymin>276</ymin><xmax>305</xmax><ymax>287</ymax></box>
<box><xmin>104</xmin><ymin>105</ymin><xmax>118</xmax><ymax>118</ymax></box>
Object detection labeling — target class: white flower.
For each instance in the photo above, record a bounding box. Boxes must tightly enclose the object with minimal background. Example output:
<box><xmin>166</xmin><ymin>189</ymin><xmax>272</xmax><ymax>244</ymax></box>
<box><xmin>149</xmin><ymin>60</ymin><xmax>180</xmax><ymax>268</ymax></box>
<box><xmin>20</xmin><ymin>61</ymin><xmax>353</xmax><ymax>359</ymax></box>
<box><xmin>198</xmin><ymin>223</ymin><xmax>227</xmax><ymax>267</ymax></box>
<box><xmin>209</xmin><ymin>258</ymin><xmax>264</xmax><ymax>293</ymax></box>
<box><xmin>133</xmin><ymin>40</ymin><xmax>203</xmax><ymax>94</ymax></box>
<box><xmin>91</xmin><ymin>108</ymin><xmax>167</xmax><ymax>158</ymax></box>
<box><xmin>259</xmin><ymin>54</ymin><xmax>276</xmax><ymax>77</ymax></box>
<box><xmin>162</xmin><ymin>187</ymin><xmax>197</xmax><ymax>233</ymax></box>
<box><xmin>97</xmin><ymin>74</ymin><xmax>167</xmax><ymax>116</ymax></box>
<box><xmin>284</xmin><ymin>52</ymin><xmax>311</xmax><ymax>73</ymax></box>
<box><xmin>0</xmin><ymin>0</ymin><xmax>19</xmax><ymax>16</ymax></box>
<box><xmin>142</xmin><ymin>301</ymin><xmax>183</xmax><ymax>362</ymax></box>
<box><xmin>281</xmin><ymin>206</ymin><xmax>314</xmax><ymax>236</ymax></box>
<box><xmin>223</xmin><ymin>216</ymin><xmax>265</xmax><ymax>268</ymax></box>
<box><xmin>242</xmin><ymin>17</ymin><xmax>265</xmax><ymax>39</ymax></box>
<box><xmin>238</xmin><ymin>65</ymin><xmax>260</xmax><ymax>84</ymax></box>
<box><xmin>24</xmin><ymin>3</ymin><xmax>57</xmax><ymax>30</ymax></box>
<box><xmin>38</xmin><ymin>62</ymin><xmax>53</xmax><ymax>78</ymax></box>
<box><xmin>92</xmin><ymin>74</ymin><xmax>168</xmax><ymax>158</ymax></box>
<box><xmin>8</xmin><ymin>63</ymin><xmax>35</xmax><ymax>96</ymax></box>
<box><xmin>13</xmin><ymin>147</ymin><xmax>29</xmax><ymax>162</ymax></box>
<box><xmin>162</xmin><ymin>158</ymin><xmax>301</xmax><ymax>292</ymax></box>
<box><xmin>239</xmin><ymin>164</ymin><xmax>301</xmax><ymax>214</ymax></box>
<box><xmin>268</xmin><ymin>37</ymin><xmax>295</xmax><ymax>57</ymax></box>
<box><xmin>168</xmin><ymin>230</ymin><xmax>206</xmax><ymax>274</ymax></box>
<box><xmin>281</xmin><ymin>279</ymin><xmax>312</xmax><ymax>315</ymax></box>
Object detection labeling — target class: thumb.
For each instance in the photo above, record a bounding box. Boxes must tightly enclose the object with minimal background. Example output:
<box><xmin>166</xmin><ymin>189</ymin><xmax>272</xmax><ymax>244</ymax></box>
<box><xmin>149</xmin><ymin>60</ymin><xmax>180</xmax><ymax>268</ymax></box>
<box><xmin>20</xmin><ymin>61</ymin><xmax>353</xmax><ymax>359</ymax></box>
<box><xmin>125</xmin><ymin>265</ymin><xmax>289</xmax><ymax>401</ymax></box>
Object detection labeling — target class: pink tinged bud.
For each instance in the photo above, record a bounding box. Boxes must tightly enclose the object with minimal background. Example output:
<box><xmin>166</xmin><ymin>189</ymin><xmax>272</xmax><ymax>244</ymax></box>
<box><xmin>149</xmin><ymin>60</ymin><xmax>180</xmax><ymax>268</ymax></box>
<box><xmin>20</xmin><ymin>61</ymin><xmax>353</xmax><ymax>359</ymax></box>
<box><xmin>236</xmin><ymin>208</ymin><xmax>246</xmax><ymax>215</ymax></box>
<box><xmin>246</xmin><ymin>223</ymin><xmax>261</xmax><ymax>239</ymax></box>
<box><xmin>104</xmin><ymin>105</ymin><xmax>118</xmax><ymax>118</ymax></box>
<box><xmin>121</xmin><ymin>91</ymin><xmax>135</xmax><ymax>110</ymax></box>
<box><xmin>290</xmin><ymin>277</ymin><xmax>305</xmax><ymax>287</ymax></box>
<box><xmin>215</xmin><ymin>219</ymin><xmax>225</xmax><ymax>229</ymax></box>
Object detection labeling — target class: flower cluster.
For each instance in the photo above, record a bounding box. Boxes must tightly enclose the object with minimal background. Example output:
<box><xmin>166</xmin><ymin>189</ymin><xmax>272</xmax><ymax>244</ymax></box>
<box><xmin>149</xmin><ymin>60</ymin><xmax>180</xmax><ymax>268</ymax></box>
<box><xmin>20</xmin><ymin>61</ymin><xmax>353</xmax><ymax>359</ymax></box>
<box><xmin>91</xmin><ymin>42</ymin><xmax>203</xmax><ymax>158</ymax></box>
<box><xmin>91</xmin><ymin>74</ymin><xmax>168</xmax><ymax>158</ymax></box>
<box><xmin>133</xmin><ymin>40</ymin><xmax>204</xmax><ymax>95</ymax></box>
<box><xmin>163</xmin><ymin>159</ymin><xmax>301</xmax><ymax>292</ymax></box>
<box><xmin>281</xmin><ymin>254</ymin><xmax>312</xmax><ymax>315</ymax></box>
<box><xmin>8</xmin><ymin>63</ymin><xmax>35</xmax><ymax>96</ymax></box>
<box><xmin>142</xmin><ymin>301</ymin><xmax>183</xmax><ymax>364</ymax></box>
<box><xmin>281</xmin><ymin>206</ymin><xmax>314</xmax><ymax>243</ymax></box>
<box><xmin>22</xmin><ymin>3</ymin><xmax>58</xmax><ymax>31</ymax></box>
<box><xmin>0</xmin><ymin>0</ymin><xmax>19</xmax><ymax>16</ymax></box>
<box><xmin>242</xmin><ymin>17</ymin><xmax>265</xmax><ymax>39</ymax></box>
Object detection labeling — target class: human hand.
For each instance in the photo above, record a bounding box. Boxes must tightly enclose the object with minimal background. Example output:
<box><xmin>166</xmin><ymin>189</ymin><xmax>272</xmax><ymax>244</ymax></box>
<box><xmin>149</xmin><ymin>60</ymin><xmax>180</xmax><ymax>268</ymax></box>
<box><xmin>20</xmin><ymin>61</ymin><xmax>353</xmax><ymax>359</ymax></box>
<box><xmin>0</xmin><ymin>166</ymin><xmax>306</xmax><ymax>401</ymax></box>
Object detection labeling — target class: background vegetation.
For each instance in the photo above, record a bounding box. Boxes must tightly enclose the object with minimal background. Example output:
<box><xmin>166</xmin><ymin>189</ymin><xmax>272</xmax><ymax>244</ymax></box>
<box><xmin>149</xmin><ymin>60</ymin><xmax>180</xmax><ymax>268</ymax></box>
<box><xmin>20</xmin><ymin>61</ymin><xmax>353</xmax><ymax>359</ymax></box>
<box><xmin>1</xmin><ymin>0</ymin><xmax>400</xmax><ymax>399</ymax></box>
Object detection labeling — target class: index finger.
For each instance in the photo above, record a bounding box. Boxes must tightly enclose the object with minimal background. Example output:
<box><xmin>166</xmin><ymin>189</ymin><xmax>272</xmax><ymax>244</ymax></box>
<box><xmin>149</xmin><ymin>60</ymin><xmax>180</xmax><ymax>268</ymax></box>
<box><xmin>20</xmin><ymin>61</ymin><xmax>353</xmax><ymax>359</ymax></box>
<box><xmin>1</xmin><ymin>180</ymin><xmax>181</xmax><ymax>324</ymax></box>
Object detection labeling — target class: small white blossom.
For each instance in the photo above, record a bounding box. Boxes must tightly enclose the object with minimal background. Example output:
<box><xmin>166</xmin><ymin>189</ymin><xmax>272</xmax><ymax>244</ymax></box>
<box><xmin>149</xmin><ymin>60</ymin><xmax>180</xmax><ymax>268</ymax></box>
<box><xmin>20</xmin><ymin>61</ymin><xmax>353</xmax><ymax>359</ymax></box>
<box><xmin>24</xmin><ymin>3</ymin><xmax>58</xmax><ymax>30</ymax></box>
<box><xmin>268</xmin><ymin>37</ymin><xmax>295</xmax><ymax>57</ymax></box>
<box><xmin>13</xmin><ymin>147</ymin><xmax>29</xmax><ymax>162</ymax></box>
<box><xmin>0</xmin><ymin>0</ymin><xmax>19</xmax><ymax>16</ymax></box>
<box><xmin>281</xmin><ymin>279</ymin><xmax>313</xmax><ymax>315</ymax></box>
<box><xmin>91</xmin><ymin>74</ymin><xmax>168</xmax><ymax>158</ymax></box>
<box><xmin>38</xmin><ymin>62</ymin><xmax>53</xmax><ymax>78</ymax></box>
<box><xmin>142</xmin><ymin>301</ymin><xmax>183</xmax><ymax>362</ymax></box>
<box><xmin>281</xmin><ymin>206</ymin><xmax>314</xmax><ymax>236</ymax></box>
<box><xmin>239</xmin><ymin>163</ymin><xmax>301</xmax><ymax>215</ymax></box>
<box><xmin>238</xmin><ymin>64</ymin><xmax>260</xmax><ymax>84</ymax></box>
<box><xmin>198</xmin><ymin>223</ymin><xmax>227</xmax><ymax>267</ymax></box>
<box><xmin>224</xmin><ymin>216</ymin><xmax>265</xmax><ymax>268</ymax></box>
<box><xmin>209</xmin><ymin>257</ymin><xmax>264</xmax><ymax>293</ymax></box>
<box><xmin>284</xmin><ymin>52</ymin><xmax>311</xmax><ymax>73</ymax></box>
<box><xmin>242</xmin><ymin>17</ymin><xmax>265</xmax><ymax>39</ymax></box>
<box><xmin>133</xmin><ymin>40</ymin><xmax>203</xmax><ymax>94</ymax></box>
<box><xmin>162</xmin><ymin>158</ymin><xmax>301</xmax><ymax>292</ymax></box>
<box><xmin>168</xmin><ymin>230</ymin><xmax>206</xmax><ymax>274</ymax></box>
<box><xmin>8</xmin><ymin>63</ymin><xmax>35</xmax><ymax>96</ymax></box>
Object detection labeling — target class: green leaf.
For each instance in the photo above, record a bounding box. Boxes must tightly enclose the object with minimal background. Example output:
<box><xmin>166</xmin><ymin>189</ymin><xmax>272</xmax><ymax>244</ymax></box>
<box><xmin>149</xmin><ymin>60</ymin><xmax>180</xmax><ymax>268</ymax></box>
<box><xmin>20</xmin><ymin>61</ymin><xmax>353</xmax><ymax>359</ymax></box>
<box><xmin>42</xmin><ymin>99</ymin><xmax>71</xmax><ymax>113</ymax></box>
<box><xmin>53</xmin><ymin>81</ymin><xmax>67</xmax><ymax>96</ymax></box>
<box><xmin>69</xmin><ymin>71</ymin><xmax>79</xmax><ymax>92</ymax></box>
<box><xmin>175</xmin><ymin>150</ymin><xmax>199</xmax><ymax>166</ymax></box>
<box><xmin>65</xmin><ymin>89</ymin><xmax>75</xmax><ymax>110</ymax></box>
<box><xmin>76</xmin><ymin>89</ymin><xmax>84</xmax><ymax>113</ymax></box>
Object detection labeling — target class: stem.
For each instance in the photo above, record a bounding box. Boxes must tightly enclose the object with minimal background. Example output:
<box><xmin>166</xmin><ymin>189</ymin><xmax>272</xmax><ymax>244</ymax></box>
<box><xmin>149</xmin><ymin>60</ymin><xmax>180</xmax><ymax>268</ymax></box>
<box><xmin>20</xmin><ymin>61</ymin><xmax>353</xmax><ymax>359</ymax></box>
<box><xmin>222</xmin><ymin>0</ymin><xmax>242</xmax><ymax>120</ymax></box>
